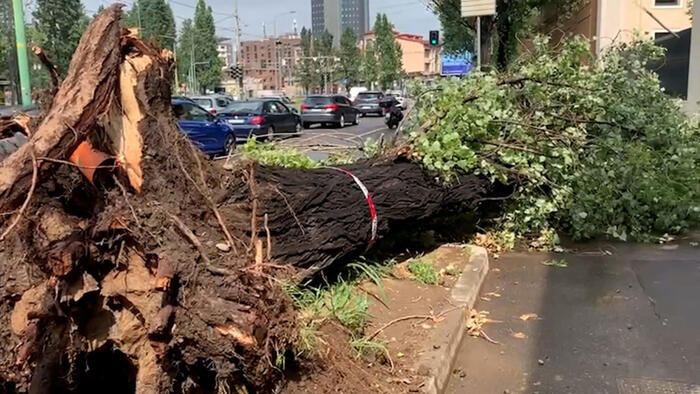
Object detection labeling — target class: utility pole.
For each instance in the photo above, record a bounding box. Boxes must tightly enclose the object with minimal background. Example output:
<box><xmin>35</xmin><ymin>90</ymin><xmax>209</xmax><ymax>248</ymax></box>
<box><xmin>234</xmin><ymin>0</ymin><xmax>244</xmax><ymax>99</ymax></box>
<box><xmin>12</xmin><ymin>0</ymin><xmax>31</xmax><ymax>106</ymax></box>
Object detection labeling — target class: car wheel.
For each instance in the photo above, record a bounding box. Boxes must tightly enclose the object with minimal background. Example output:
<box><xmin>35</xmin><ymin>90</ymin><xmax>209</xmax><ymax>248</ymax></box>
<box><xmin>295</xmin><ymin>121</ymin><xmax>302</xmax><ymax>135</ymax></box>
<box><xmin>224</xmin><ymin>134</ymin><xmax>236</xmax><ymax>155</ymax></box>
<box><xmin>352</xmin><ymin>114</ymin><xmax>360</xmax><ymax>126</ymax></box>
<box><xmin>338</xmin><ymin>115</ymin><xmax>345</xmax><ymax>128</ymax></box>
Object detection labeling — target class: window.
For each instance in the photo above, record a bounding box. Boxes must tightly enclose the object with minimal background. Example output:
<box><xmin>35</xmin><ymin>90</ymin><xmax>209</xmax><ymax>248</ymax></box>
<box><xmin>654</xmin><ymin>0</ymin><xmax>681</xmax><ymax>7</ymax></box>
<box><xmin>215</xmin><ymin>98</ymin><xmax>229</xmax><ymax>107</ymax></box>
<box><xmin>192</xmin><ymin>98</ymin><xmax>213</xmax><ymax>109</ymax></box>
<box><xmin>177</xmin><ymin>103</ymin><xmax>213</xmax><ymax>122</ymax></box>
<box><xmin>275</xmin><ymin>102</ymin><xmax>290</xmax><ymax>113</ymax></box>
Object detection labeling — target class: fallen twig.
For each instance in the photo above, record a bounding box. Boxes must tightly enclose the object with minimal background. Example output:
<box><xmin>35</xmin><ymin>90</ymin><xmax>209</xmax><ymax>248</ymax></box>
<box><xmin>0</xmin><ymin>147</ymin><xmax>37</xmax><ymax>241</ymax></box>
<box><xmin>167</xmin><ymin>213</ymin><xmax>235</xmax><ymax>276</ymax></box>
<box><xmin>366</xmin><ymin>306</ymin><xmax>461</xmax><ymax>341</ymax></box>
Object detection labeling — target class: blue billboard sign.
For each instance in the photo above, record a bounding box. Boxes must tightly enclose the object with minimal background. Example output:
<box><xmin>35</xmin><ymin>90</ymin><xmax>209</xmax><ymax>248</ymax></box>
<box><xmin>441</xmin><ymin>53</ymin><xmax>473</xmax><ymax>76</ymax></box>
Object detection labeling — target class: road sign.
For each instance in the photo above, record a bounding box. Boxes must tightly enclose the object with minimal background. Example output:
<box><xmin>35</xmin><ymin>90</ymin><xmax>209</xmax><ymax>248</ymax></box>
<box><xmin>461</xmin><ymin>0</ymin><xmax>496</xmax><ymax>17</ymax></box>
<box><xmin>441</xmin><ymin>53</ymin><xmax>473</xmax><ymax>77</ymax></box>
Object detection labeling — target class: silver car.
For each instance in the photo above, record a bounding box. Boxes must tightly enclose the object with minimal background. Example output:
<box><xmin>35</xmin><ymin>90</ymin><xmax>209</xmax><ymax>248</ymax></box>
<box><xmin>190</xmin><ymin>95</ymin><xmax>236</xmax><ymax>115</ymax></box>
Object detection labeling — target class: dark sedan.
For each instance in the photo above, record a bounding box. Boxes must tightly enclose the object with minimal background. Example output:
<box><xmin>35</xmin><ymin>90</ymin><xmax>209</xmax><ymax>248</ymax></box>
<box><xmin>301</xmin><ymin>95</ymin><xmax>360</xmax><ymax>128</ymax></box>
<box><xmin>353</xmin><ymin>91</ymin><xmax>386</xmax><ymax>116</ymax></box>
<box><xmin>218</xmin><ymin>100</ymin><xmax>302</xmax><ymax>142</ymax></box>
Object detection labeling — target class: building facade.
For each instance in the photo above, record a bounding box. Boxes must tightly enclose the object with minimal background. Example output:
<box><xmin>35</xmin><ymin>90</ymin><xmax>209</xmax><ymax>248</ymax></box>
<box><xmin>361</xmin><ymin>32</ymin><xmax>442</xmax><ymax>77</ymax></box>
<box><xmin>311</xmin><ymin>0</ymin><xmax>370</xmax><ymax>46</ymax></box>
<box><xmin>553</xmin><ymin>0</ymin><xmax>692</xmax><ymax>54</ymax></box>
<box><xmin>217</xmin><ymin>38</ymin><xmax>234</xmax><ymax>69</ymax></box>
<box><xmin>240</xmin><ymin>35</ymin><xmax>302</xmax><ymax>94</ymax></box>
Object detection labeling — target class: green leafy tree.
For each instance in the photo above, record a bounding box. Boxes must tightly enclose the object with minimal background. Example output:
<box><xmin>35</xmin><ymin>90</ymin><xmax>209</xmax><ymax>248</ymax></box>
<box><xmin>295</xmin><ymin>27</ymin><xmax>320</xmax><ymax>93</ymax></box>
<box><xmin>430</xmin><ymin>0</ymin><xmax>587</xmax><ymax>69</ymax></box>
<box><xmin>192</xmin><ymin>0</ymin><xmax>222</xmax><ymax>92</ymax></box>
<box><xmin>373</xmin><ymin>14</ymin><xmax>402</xmax><ymax>90</ymax></box>
<box><xmin>361</xmin><ymin>41</ymin><xmax>379</xmax><ymax>89</ymax></box>
<box><xmin>33</xmin><ymin>0</ymin><xmax>90</xmax><ymax>77</ymax></box>
<box><xmin>125</xmin><ymin>0</ymin><xmax>176</xmax><ymax>49</ymax></box>
<box><xmin>177</xmin><ymin>18</ymin><xmax>194</xmax><ymax>89</ymax></box>
<box><xmin>338</xmin><ymin>28</ymin><xmax>361</xmax><ymax>91</ymax></box>
<box><xmin>26</xmin><ymin>25</ymin><xmax>51</xmax><ymax>89</ymax></box>
<box><xmin>408</xmin><ymin>36</ymin><xmax>699</xmax><ymax>243</ymax></box>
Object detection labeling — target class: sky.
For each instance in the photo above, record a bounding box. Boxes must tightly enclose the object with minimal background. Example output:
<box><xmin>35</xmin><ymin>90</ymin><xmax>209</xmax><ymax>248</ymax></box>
<box><xmin>80</xmin><ymin>0</ymin><xmax>440</xmax><ymax>42</ymax></box>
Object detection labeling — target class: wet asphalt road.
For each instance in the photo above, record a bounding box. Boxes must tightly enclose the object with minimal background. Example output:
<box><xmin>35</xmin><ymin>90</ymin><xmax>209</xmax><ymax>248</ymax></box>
<box><xmin>446</xmin><ymin>237</ymin><xmax>700</xmax><ymax>394</ymax></box>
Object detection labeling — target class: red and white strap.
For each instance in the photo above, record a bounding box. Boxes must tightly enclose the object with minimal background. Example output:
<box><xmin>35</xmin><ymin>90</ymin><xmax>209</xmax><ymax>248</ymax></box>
<box><xmin>326</xmin><ymin>167</ymin><xmax>378</xmax><ymax>242</ymax></box>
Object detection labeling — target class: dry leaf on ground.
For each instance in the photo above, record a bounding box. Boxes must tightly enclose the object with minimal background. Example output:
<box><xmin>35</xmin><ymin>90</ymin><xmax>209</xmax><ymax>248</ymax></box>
<box><xmin>512</xmin><ymin>332</ymin><xmax>528</xmax><ymax>339</ymax></box>
<box><xmin>519</xmin><ymin>313</ymin><xmax>539</xmax><ymax>321</ymax></box>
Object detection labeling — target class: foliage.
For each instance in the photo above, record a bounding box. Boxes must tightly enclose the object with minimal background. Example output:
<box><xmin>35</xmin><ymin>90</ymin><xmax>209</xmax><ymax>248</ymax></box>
<box><xmin>338</xmin><ymin>28</ymin><xmax>361</xmax><ymax>91</ymax></box>
<box><xmin>26</xmin><ymin>26</ymin><xmax>52</xmax><ymax>90</ymax></box>
<box><xmin>361</xmin><ymin>40</ymin><xmax>379</xmax><ymax>89</ymax></box>
<box><xmin>0</xmin><ymin>0</ymin><xmax>14</xmax><ymax>90</ymax></box>
<box><xmin>542</xmin><ymin>259</ymin><xmax>568</xmax><ymax>268</ymax></box>
<box><xmin>193</xmin><ymin>0</ymin><xmax>222</xmax><ymax>92</ymax></box>
<box><xmin>407</xmin><ymin>258</ymin><xmax>440</xmax><ymax>285</ymax></box>
<box><xmin>373</xmin><ymin>13</ymin><xmax>403</xmax><ymax>89</ymax></box>
<box><xmin>33</xmin><ymin>0</ymin><xmax>89</xmax><ymax>77</ymax></box>
<box><xmin>295</xmin><ymin>28</ymin><xmax>336</xmax><ymax>93</ymax></box>
<box><xmin>430</xmin><ymin>0</ymin><xmax>588</xmax><ymax>68</ymax></box>
<box><xmin>177</xmin><ymin>18</ymin><xmax>194</xmax><ymax>87</ymax></box>
<box><xmin>349</xmin><ymin>337</ymin><xmax>387</xmax><ymax>359</ymax></box>
<box><xmin>240</xmin><ymin>139</ymin><xmax>319</xmax><ymax>169</ymax></box>
<box><xmin>125</xmin><ymin>0</ymin><xmax>176</xmax><ymax>49</ymax></box>
<box><xmin>407</xmin><ymin>36</ymin><xmax>699</xmax><ymax>243</ymax></box>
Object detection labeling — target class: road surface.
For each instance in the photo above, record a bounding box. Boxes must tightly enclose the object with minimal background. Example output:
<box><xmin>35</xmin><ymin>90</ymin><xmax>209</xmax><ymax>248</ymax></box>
<box><xmin>445</xmin><ymin>237</ymin><xmax>700</xmax><ymax>394</ymax></box>
<box><xmin>281</xmin><ymin>113</ymin><xmax>395</xmax><ymax>161</ymax></box>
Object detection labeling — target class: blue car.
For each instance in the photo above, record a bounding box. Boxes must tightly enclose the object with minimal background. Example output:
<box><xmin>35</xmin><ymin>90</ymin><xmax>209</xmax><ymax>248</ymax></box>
<box><xmin>217</xmin><ymin>100</ymin><xmax>302</xmax><ymax>142</ymax></box>
<box><xmin>172</xmin><ymin>99</ymin><xmax>236</xmax><ymax>157</ymax></box>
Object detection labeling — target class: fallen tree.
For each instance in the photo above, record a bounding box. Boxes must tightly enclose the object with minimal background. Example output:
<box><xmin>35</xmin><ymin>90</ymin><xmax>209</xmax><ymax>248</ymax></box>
<box><xmin>0</xmin><ymin>6</ymin><xmax>491</xmax><ymax>393</ymax></box>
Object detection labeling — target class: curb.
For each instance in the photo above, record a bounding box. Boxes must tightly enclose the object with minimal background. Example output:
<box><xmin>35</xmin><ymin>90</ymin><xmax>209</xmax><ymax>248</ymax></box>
<box><xmin>419</xmin><ymin>245</ymin><xmax>490</xmax><ymax>394</ymax></box>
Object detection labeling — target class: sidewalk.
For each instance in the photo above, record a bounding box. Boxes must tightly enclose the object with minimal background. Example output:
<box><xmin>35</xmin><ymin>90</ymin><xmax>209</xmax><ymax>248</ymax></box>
<box><xmin>445</xmin><ymin>237</ymin><xmax>700</xmax><ymax>394</ymax></box>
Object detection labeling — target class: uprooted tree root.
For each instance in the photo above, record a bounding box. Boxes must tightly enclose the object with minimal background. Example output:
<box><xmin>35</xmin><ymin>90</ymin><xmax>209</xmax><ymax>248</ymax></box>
<box><xmin>0</xmin><ymin>6</ymin><xmax>491</xmax><ymax>394</ymax></box>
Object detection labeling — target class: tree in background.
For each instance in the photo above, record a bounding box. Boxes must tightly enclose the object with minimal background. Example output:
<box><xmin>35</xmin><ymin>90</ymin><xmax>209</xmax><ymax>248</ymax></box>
<box><xmin>296</xmin><ymin>27</ymin><xmax>320</xmax><ymax>93</ymax></box>
<box><xmin>192</xmin><ymin>0</ymin><xmax>222</xmax><ymax>92</ymax></box>
<box><xmin>33</xmin><ymin>0</ymin><xmax>89</xmax><ymax>77</ymax></box>
<box><xmin>125</xmin><ymin>0</ymin><xmax>176</xmax><ymax>49</ymax></box>
<box><xmin>338</xmin><ymin>28</ymin><xmax>361</xmax><ymax>91</ymax></box>
<box><xmin>430</xmin><ymin>0</ymin><xmax>588</xmax><ymax>69</ymax></box>
<box><xmin>361</xmin><ymin>40</ymin><xmax>379</xmax><ymax>89</ymax></box>
<box><xmin>177</xmin><ymin>18</ymin><xmax>194</xmax><ymax>89</ymax></box>
<box><xmin>373</xmin><ymin>14</ymin><xmax>403</xmax><ymax>90</ymax></box>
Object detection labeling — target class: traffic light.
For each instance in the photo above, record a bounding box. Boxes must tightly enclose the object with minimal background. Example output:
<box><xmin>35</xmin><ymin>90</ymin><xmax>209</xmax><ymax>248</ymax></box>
<box><xmin>429</xmin><ymin>30</ymin><xmax>439</xmax><ymax>46</ymax></box>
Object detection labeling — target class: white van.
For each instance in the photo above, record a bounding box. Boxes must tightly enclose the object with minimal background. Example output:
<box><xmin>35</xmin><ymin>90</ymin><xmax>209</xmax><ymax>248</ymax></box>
<box><xmin>349</xmin><ymin>87</ymin><xmax>368</xmax><ymax>102</ymax></box>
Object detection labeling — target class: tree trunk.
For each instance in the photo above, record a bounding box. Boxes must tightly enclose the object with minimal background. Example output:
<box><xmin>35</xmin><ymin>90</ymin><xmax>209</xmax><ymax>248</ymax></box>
<box><xmin>0</xmin><ymin>6</ymin><xmax>123</xmax><ymax>214</ymax></box>
<box><xmin>0</xmin><ymin>6</ymin><xmax>492</xmax><ymax>393</ymax></box>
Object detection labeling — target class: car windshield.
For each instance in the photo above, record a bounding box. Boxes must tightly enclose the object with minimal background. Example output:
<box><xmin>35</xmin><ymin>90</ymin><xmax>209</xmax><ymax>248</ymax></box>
<box><xmin>193</xmin><ymin>98</ymin><xmax>213</xmax><ymax>108</ymax></box>
<box><xmin>305</xmin><ymin>97</ymin><xmax>332</xmax><ymax>105</ymax></box>
<box><xmin>357</xmin><ymin>93</ymin><xmax>382</xmax><ymax>101</ymax></box>
<box><xmin>225</xmin><ymin>101</ymin><xmax>263</xmax><ymax>115</ymax></box>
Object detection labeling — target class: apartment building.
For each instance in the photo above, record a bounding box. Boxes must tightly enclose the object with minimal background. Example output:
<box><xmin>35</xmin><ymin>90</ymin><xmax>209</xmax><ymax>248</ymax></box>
<box><xmin>361</xmin><ymin>32</ymin><xmax>442</xmax><ymax>77</ymax></box>
<box><xmin>555</xmin><ymin>0</ymin><xmax>692</xmax><ymax>54</ymax></box>
<box><xmin>240</xmin><ymin>35</ymin><xmax>302</xmax><ymax>92</ymax></box>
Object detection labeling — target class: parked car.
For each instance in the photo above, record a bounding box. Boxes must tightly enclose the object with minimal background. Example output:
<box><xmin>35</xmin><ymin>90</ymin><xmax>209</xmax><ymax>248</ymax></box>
<box><xmin>301</xmin><ymin>95</ymin><xmax>360</xmax><ymax>128</ymax></box>
<box><xmin>218</xmin><ymin>99</ymin><xmax>302</xmax><ymax>141</ymax></box>
<box><xmin>190</xmin><ymin>95</ymin><xmax>236</xmax><ymax>115</ymax></box>
<box><xmin>259</xmin><ymin>95</ymin><xmax>293</xmax><ymax>105</ymax></box>
<box><xmin>353</xmin><ymin>91</ymin><xmax>385</xmax><ymax>116</ymax></box>
<box><xmin>172</xmin><ymin>99</ymin><xmax>236</xmax><ymax>157</ymax></box>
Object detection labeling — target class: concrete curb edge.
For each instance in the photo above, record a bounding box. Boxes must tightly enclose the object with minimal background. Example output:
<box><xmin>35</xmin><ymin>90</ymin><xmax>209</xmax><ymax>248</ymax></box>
<box><xmin>420</xmin><ymin>245</ymin><xmax>490</xmax><ymax>394</ymax></box>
